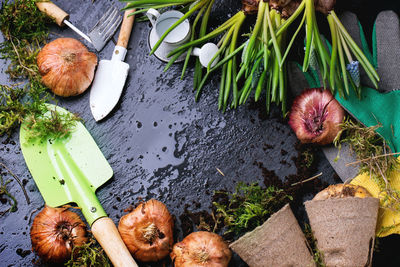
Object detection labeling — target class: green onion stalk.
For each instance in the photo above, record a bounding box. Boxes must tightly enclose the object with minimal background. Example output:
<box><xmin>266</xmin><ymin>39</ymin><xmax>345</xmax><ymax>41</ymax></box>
<box><xmin>220</xmin><ymin>0</ymin><xmax>380</xmax><ymax>113</ymax></box>
<box><xmin>326</xmin><ymin>11</ymin><xmax>379</xmax><ymax>98</ymax></box>
<box><xmin>122</xmin><ymin>0</ymin><xmax>380</xmax><ymax>114</ymax></box>
<box><xmin>164</xmin><ymin>0</ymin><xmax>215</xmax><ymax>84</ymax></box>
<box><xmin>172</xmin><ymin>0</ymin><xmax>303</xmax><ymax>113</ymax></box>
<box><xmin>167</xmin><ymin>10</ymin><xmax>247</xmax><ymax>112</ymax></box>
<box><xmin>291</xmin><ymin>0</ymin><xmax>380</xmax><ymax>97</ymax></box>
<box><xmin>237</xmin><ymin>0</ymin><xmax>292</xmax><ymax>114</ymax></box>
<box><xmin>121</xmin><ymin>0</ymin><xmax>197</xmax><ymax>19</ymax></box>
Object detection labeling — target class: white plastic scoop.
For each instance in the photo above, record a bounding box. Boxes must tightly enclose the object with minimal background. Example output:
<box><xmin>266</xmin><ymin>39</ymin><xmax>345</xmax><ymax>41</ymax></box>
<box><xmin>192</xmin><ymin>43</ymin><xmax>220</xmax><ymax>68</ymax></box>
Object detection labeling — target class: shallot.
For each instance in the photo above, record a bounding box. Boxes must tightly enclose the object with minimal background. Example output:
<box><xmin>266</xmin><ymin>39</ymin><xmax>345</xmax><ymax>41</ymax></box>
<box><xmin>37</xmin><ymin>38</ymin><xmax>97</xmax><ymax>97</ymax></box>
<box><xmin>30</xmin><ymin>206</ymin><xmax>87</xmax><ymax>263</ymax></box>
<box><xmin>171</xmin><ymin>231</ymin><xmax>232</xmax><ymax>267</ymax></box>
<box><xmin>118</xmin><ymin>199</ymin><xmax>174</xmax><ymax>262</ymax></box>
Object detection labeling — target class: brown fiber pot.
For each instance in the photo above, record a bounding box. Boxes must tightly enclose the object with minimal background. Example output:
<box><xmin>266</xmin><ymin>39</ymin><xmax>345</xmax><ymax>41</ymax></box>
<box><xmin>230</xmin><ymin>204</ymin><xmax>315</xmax><ymax>267</ymax></box>
<box><xmin>305</xmin><ymin>197</ymin><xmax>379</xmax><ymax>267</ymax></box>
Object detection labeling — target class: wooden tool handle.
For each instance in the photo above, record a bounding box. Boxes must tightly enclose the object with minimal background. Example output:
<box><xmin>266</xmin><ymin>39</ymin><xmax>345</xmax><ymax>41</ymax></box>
<box><xmin>92</xmin><ymin>217</ymin><xmax>138</xmax><ymax>267</ymax></box>
<box><xmin>36</xmin><ymin>1</ymin><xmax>69</xmax><ymax>27</ymax></box>
<box><xmin>116</xmin><ymin>9</ymin><xmax>136</xmax><ymax>48</ymax></box>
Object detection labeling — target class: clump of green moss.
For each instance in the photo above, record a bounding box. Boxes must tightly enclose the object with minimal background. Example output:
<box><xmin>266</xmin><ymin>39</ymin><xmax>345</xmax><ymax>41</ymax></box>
<box><xmin>301</xmin><ymin>150</ymin><xmax>315</xmax><ymax>169</ymax></box>
<box><xmin>0</xmin><ymin>0</ymin><xmax>51</xmax><ymax>80</ymax></box>
<box><xmin>334</xmin><ymin>119</ymin><xmax>400</xmax><ymax>210</ymax></box>
<box><xmin>65</xmin><ymin>237</ymin><xmax>111</xmax><ymax>267</ymax></box>
<box><xmin>0</xmin><ymin>0</ymin><xmax>80</xmax><ymax>140</ymax></box>
<box><xmin>0</xmin><ymin>81</ymin><xmax>80</xmax><ymax>141</ymax></box>
<box><xmin>0</xmin><ymin>0</ymin><xmax>50</xmax><ymax>41</ymax></box>
<box><xmin>0</xmin><ymin>81</ymin><xmax>47</xmax><ymax>135</ymax></box>
<box><xmin>24</xmin><ymin>106</ymin><xmax>81</xmax><ymax>141</ymax></box>
<box><xmin>213</xmin><ymin>182</ymin><xmax>292</xmax><ymax>236</ymax></box>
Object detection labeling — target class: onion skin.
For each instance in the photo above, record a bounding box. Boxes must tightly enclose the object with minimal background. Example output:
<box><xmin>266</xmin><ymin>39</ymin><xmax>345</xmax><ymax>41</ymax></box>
<box><xmin>280</xmin><ymin>0</ymin><xmax>302</xmax><ymax>18</ymax></box>
<box><xmin>171</xmin><ymin>231</ymin><xmax>232</xmax><ymax>267</ymax></box>
<box><xmin>288</xmin><ymin>88</ymin><xmax>345</xmax><ymax>145</ymax></box>
<box><xmin>118</xmin><ymin>199</ymin><xmax>174</xmax><ymax>262</ymax></box>
<box><xmin>30</xmin><ymin>206</ymin><xmax>88</xmax><ymax>263</ymax></box>
<box><xmin>37</xmin><ymin>38</ymin><xmax>97</xmax><ymax>97</ymax></box>
<box><xmin>242</xmin><ymin>0</ymin><xmax>259</xmax><ymax>14</ymax></box>
<box><xmin>314</xmin><ymin>0</ymin><xmax>336</xmax><ymax>14</ymax></box>
<box><xmin>242</xmin><ymin>0</ymin><xmax>334</xmax><ymax>16</ymax></box>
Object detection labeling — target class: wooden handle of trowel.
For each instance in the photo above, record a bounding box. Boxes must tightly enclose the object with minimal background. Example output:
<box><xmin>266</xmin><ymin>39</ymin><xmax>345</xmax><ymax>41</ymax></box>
<box><xmin>36</xmin><ymin>1</ymin><xmax>69</xmax><ymax>27</ymax></box>
<box><xmin>92</xmin><ymin>217</ymin><xmax>138</xmax><ymax>267</ymax></box>
<box><xmin>117</xmin><ymin>9</ymin><xmax>136</xmax><ymax>48</ymax></box>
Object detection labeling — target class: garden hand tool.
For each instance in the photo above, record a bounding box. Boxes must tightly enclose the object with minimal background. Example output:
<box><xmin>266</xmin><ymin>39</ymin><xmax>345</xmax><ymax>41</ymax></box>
<box><xmin>290</xmin><ymin>10</ymin><xmax>400</xmax><ymax>237</ymax></box>
<box><xmin>36</xmin><ymin>1</ymin><xmax>122</xmax><ymax>51</ymax></box>
<box><xmin>90</xmin><ymin>9</ymin><xmax>135</xmax><ymax>121</ymax></box>
<box><xmin>20</xmin><ymin>104</ymin><xmax>138</xmax><ymax>267</ymax></box>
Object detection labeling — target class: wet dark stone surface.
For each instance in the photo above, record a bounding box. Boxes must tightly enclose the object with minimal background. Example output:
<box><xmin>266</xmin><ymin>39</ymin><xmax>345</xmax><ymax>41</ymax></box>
<box><xmin>0</xmin><ymin>0</ymin><xmax>400</xmax><ymax>266</ymax></box>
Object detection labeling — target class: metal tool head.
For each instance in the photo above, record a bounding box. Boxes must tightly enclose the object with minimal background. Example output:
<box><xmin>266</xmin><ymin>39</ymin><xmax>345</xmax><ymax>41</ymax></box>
<box><xmin>88</xmin><ymin>6</ymin><xmax>122</xmax><ymax>51</ymax></box>
<box><xmin>90</xmin><ymin>57</ymin><xmax>130</xmax><ymax>121</ymax></box>
<box><xmin>19</xmin><ymin>104</ymin><xmax>113</xmax><ymax>220</ymax></box>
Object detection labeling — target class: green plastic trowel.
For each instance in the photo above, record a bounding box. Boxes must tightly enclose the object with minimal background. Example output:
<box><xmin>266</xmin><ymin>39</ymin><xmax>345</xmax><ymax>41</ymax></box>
<box><xmin>20</xmin><ymin>104</ymin><xmax>137</xmax><ymax>267</ymax></box>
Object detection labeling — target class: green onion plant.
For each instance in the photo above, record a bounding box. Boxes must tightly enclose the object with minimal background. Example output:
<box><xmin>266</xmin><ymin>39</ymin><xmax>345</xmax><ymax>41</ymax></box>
<box><xmin>237</xmin><ymin>0</ymin><xmax>290</xmax><ymax>114</ymax></box>
<box><xmin>326</xmin><ymin>11</ymin><xmax>379</xmax><ymax>97</ymax></box>
<box><xmin>121</xmin><ymin>0</ymin><xmax>380</xmax><ymax>115</ymax></box>
<box><xmin>167</xmin><ymin>10</ymin><xmax>247</xmax><ymax>111</ymax></box>
<box><xmin>285</xmin><ymin>0</ymin><xmax>380</xmax><ymax>98</ymax></box>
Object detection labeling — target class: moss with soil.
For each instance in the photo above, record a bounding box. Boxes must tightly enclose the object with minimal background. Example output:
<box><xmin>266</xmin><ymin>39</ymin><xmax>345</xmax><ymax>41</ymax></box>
<box><xmin>65</xmin><ymin>236</ymin><xmax>111</xmax><ymax>267</ymax></box>
<box><xmin>0</xmin><ymin>0</ymin><xmax>81</xmax><ymax>140</ymax></box>
<box><xmin>213</xmin><ymin>182</ymin><xmax>293</xmax><ymax>237</ymax></box>
<box><xmin>335</xmin><ymin>119</ymin><xmax>400</xmax><ymax>211</ymax></box>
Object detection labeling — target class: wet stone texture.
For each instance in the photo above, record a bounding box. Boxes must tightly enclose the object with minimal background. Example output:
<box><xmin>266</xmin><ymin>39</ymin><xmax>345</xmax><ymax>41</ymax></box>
<box><xmin>0</xmin><ymin>0</ymin><xmax>399</xmax><ymax>266</ymax></box>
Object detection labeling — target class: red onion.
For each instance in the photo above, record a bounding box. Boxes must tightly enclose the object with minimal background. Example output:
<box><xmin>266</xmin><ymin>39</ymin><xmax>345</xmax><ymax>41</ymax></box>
<box><xmin>288</xmin><ymin>88</ymin><xmax>345</xmax><ymax>145</ymax></box>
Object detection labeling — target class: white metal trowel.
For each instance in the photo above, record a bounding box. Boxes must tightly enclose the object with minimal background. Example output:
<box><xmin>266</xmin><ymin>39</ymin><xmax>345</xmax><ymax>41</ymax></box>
<box><xmin>90</xmin><ymin>10</ymin><xmax>135</xmax><ymax>121</ymax></box>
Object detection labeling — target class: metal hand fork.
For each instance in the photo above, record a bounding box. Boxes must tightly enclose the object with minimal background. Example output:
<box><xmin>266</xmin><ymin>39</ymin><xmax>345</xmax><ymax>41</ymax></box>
<box><xmin>36</xmin><ymin>1</ymin><xmax>122</xmax><ymax>51</ymax></box>
<box><xmin>88</xmin><ymin>7</ymin><xmax>123</xmax><ymax>51</ymax></box>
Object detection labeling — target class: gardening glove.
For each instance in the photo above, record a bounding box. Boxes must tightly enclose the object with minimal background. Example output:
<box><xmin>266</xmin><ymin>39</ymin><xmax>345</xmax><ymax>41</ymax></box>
<box><xmin>336</xmin><ymin>11</ymin><xmax>400</xmax><ymax>237</ymax></box>
<box><xmin>336</xmin><ymin>11</ymin><xmax>400</xmax><ymax>153</ymax></box>
<box><xmin>289</xmin><ymin>11</ymin><xmax>400</xmax><ymax>237</ymax></box>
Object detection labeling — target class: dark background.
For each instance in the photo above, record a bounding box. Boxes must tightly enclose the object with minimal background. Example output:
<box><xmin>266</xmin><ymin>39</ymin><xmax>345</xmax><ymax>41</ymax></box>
<box><xmin>0</xmin><ymin>0</ymin><xmax>399</xmax><ymax>266</ymax></box>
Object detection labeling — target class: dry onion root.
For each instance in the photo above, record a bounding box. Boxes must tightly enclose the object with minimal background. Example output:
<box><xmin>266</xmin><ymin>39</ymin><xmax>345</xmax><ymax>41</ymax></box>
<box><xmin>37</xmin><ymin>38</ymin><xmax>97</xmax><ymax>97</ymax></box>
<box><xmin>171</xmin><ymin>231</ymin><xmax>232</xmax><ymax>267</ymax></box>
<box><xmin>313</xmin><ymin>183</ymin><xmax>371</xmax><ymax>200</ymax></box>
<box><xmin>30</xmin><ymin>206</ymin><xmax>88</xmax><ymax>263</ymax></box>
<box><xmin>118</xmin><ymin>199</ymin><xmax>174</xmax><ymax>262</ymax></box>
<box><xmin>242</xmin><ymin>0</ymin><xmax>260</xmax><ymax>14</ymax></box>
<box><xmin>314</xmin><ymin>0</ymin><xmax>336</xmax><ymax>14</ymax></box>
<box><xmin>288</xmin><ymin>88</ymin><xmax>345</xmax><ymax>145</ymax></box>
